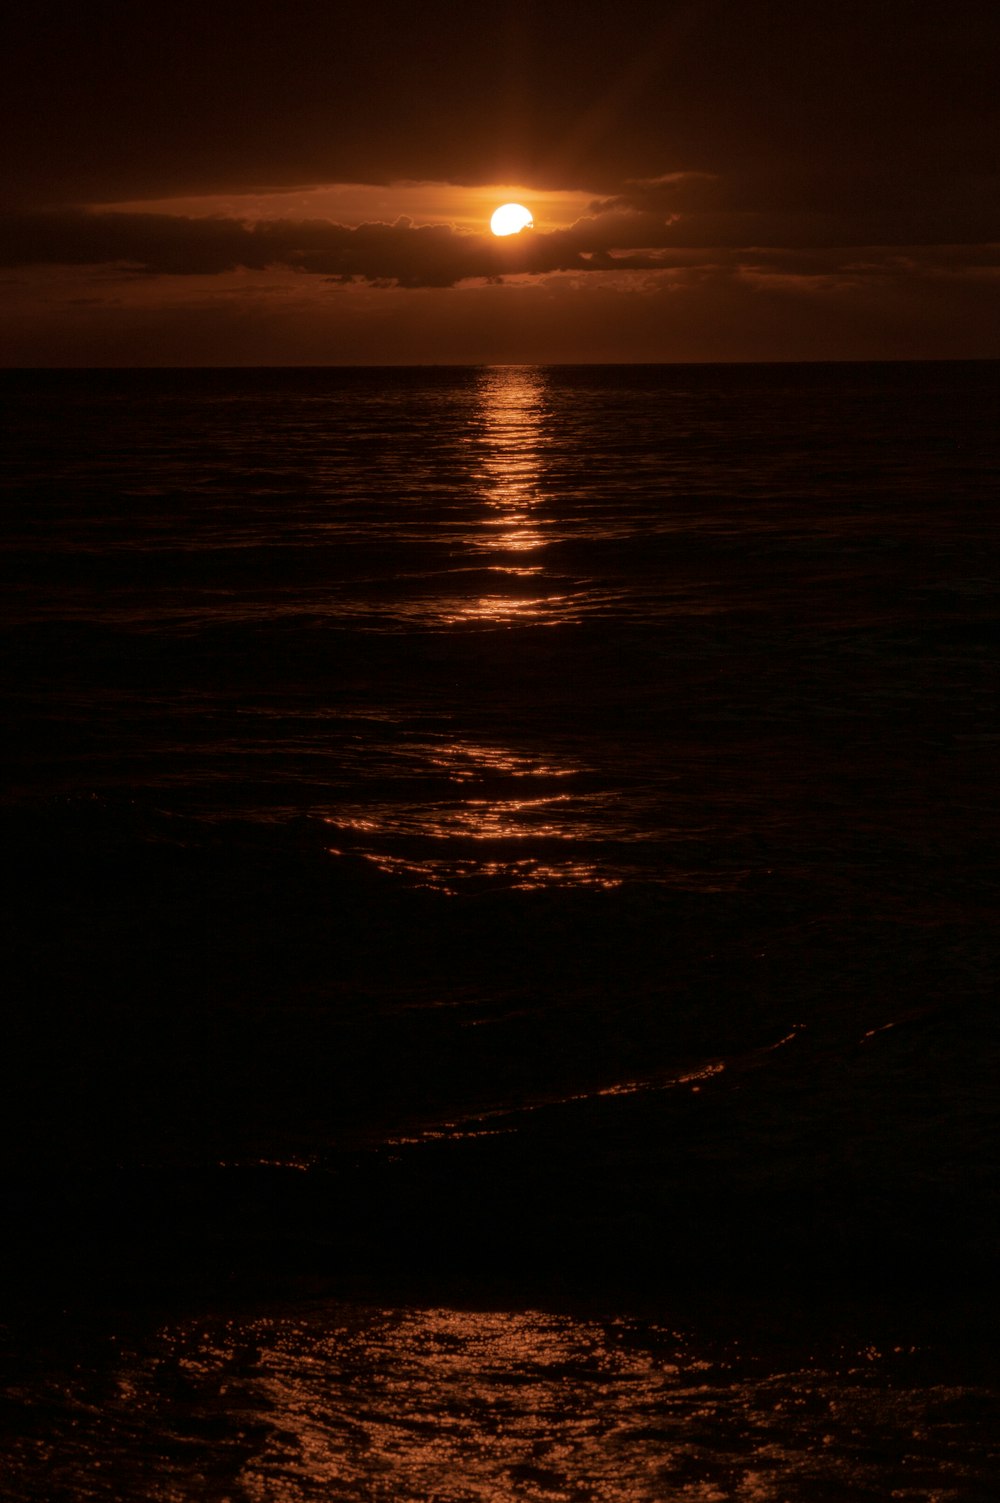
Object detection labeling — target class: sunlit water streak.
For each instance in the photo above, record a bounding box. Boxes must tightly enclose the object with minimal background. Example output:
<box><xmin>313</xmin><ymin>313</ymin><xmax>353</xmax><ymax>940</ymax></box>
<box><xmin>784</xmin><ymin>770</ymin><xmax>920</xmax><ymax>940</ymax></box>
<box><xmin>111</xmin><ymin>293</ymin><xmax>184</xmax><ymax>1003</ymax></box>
<box><xmin>5</xmin><ymin>362</ymin><xmax>994</xmax><ymax>899</ymax></box>
<box><xmin>4</xmin><ymin>1302</ymin><xmax>998</xmax><ymax>1502</ymax></box>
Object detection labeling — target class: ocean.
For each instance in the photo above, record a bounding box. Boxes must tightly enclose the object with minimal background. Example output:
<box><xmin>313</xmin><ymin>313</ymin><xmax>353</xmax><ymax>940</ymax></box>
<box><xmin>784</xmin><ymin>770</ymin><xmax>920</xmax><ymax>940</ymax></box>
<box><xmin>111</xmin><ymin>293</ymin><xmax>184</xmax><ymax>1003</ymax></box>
<box><xmin>1</xmin><ymin>362</ymin><xmax>998</xmax><ymax>1498</ymax></box>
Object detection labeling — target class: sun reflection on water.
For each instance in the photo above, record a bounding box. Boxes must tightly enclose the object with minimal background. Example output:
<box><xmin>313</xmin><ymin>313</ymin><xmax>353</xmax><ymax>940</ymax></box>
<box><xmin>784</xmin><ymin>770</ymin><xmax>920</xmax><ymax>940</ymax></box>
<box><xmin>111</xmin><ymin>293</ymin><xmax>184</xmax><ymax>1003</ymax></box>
<box><xmin>478</xmin><ymin>367</ymin><xmax>546</xmax><ymax>508</ymax></box>
<box><xmin>322</xmin><ymin>734</ymin><xmax>620</xmax><ymax>890</ymax></box>
<box><xmin>51</xmin><ymin>1304</ymin><xmax>983</xmax><ymax>1503</ymax></box>
<box><xmin>321</xmin><ymin>372</ymin><xmax>605</xmax><ymax>887</ymax></box>
<box><xmin>440</xmin><ymin>592</ymin><xmax>576</xmax><ymax>626</ymax></box>
<box><xmin>465</xmin><ymin>366</ymin><xmax>561</xmax><ymax>617</ymax></box>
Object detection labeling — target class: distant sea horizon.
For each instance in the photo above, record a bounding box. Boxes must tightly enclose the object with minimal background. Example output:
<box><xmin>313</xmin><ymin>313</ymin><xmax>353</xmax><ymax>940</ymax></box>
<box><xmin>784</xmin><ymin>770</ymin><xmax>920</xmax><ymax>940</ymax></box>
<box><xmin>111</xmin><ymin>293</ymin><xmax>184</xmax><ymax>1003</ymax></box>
<box><xmin>4</xmin><ymin>353</ymin><xmax>1000</xmax><ymax>367</ymax></box>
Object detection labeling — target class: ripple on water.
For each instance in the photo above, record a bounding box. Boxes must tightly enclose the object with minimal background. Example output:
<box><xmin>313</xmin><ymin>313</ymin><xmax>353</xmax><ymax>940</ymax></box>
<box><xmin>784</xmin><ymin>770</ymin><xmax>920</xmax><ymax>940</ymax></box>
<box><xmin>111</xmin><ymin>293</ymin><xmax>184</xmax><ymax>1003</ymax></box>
<box><xmin>3</xmin><ymin>1302</ymin><xmax>998</xmax><ymax>1502</ymax></box>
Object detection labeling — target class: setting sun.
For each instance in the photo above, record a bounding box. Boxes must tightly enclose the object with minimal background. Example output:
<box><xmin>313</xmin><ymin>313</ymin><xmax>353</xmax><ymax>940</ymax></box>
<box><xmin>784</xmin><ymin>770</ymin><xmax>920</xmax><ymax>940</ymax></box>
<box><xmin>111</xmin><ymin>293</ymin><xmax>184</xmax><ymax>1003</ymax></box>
<box><xmin>490</xmin><ymin>202</ymin><xmax>533</xmax><ymax>237</ymax></box>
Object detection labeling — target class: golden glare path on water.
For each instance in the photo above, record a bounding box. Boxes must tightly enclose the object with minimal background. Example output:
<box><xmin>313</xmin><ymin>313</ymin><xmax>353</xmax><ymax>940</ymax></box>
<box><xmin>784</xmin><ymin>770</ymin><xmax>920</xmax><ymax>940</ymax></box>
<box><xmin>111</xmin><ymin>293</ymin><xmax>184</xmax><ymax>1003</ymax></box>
<box><xmin>323</xmin><ymin>366</ymin><xmax>615</xmax><ymax>893</ymax></box>
<box><xmin>31</xmin><ymin>1303</ymin><xmax>987</xmax><ymax>1503</ymax></box>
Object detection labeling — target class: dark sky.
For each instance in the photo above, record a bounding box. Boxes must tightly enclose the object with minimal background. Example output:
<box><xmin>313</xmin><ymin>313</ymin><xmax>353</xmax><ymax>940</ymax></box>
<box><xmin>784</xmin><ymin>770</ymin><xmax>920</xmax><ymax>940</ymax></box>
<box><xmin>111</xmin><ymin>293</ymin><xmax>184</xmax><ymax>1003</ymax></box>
<box><xmin>2</xmin><ymin>0</ymin><xmax>998</xmax><ymax>364</ymax></box>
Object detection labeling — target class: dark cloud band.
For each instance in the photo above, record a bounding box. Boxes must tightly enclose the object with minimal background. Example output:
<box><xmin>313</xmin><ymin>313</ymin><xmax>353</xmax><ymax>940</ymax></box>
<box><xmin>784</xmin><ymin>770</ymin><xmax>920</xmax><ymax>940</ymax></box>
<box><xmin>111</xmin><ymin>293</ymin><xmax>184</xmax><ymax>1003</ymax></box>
<box><xmin>0</xmin><ymin>208</ymin><xmax>682</xmax><ymax>286</ymax></box>
<box><xmin>3</xmin><ymin>205</ymin><xmax>997</xmax><ymax>290</ymax></box>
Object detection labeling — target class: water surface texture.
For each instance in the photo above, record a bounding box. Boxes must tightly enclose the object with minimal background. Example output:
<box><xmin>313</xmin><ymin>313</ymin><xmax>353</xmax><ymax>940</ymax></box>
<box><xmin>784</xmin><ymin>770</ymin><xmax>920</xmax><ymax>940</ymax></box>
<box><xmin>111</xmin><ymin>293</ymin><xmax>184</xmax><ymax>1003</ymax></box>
<box><xmin>5</xmin><ymin>1300</ymin><xmax>1000</xmax><ymax>1502</ymax></box>
<box><xmin>1</xmin><ymin>362</ymin><xmax>998</xmax><ymax>1496</ymax></box>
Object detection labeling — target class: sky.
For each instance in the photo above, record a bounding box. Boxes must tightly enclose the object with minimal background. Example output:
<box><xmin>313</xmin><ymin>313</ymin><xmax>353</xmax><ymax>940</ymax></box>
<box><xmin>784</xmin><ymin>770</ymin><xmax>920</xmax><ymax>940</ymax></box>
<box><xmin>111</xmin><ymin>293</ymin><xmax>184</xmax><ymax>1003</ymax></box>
<box><xmin>2</xmin><ymin>0</ymin><xmax>998</xmax><ymax>365</ymax></box>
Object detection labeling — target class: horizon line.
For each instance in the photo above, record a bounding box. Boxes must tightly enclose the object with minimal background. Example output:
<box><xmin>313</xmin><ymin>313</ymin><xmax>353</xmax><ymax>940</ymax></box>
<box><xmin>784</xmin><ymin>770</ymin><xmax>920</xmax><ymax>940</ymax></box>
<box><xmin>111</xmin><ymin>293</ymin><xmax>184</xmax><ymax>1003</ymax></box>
<box><xmin>3</xmin><ymin>356</ymin><xmax>999</xmax><ymax>373</ymax></box>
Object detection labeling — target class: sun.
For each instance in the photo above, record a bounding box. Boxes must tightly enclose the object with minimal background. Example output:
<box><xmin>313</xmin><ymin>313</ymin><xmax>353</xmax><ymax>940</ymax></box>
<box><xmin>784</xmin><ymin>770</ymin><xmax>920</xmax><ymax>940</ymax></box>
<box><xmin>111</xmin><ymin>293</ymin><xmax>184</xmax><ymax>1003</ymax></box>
<box><xmin>490</xmin><ymin>203</ymin><xmax>534</xmax><ymax>237</ymax></box>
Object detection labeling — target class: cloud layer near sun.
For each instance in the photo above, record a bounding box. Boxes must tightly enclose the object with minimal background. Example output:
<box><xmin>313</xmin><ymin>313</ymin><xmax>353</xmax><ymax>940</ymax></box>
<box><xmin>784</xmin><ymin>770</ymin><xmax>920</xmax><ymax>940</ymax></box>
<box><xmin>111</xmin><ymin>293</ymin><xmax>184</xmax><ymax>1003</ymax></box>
<box><xmin>0</xmin><ymin>205</ymin><xmax>675</xmax><ymax>286</ymax></box>
<box><xmin>2</xmin><ymin>0</ymin><xmax>998</xmax><ymax>362</ymax></box>
<box><xmin>2</xmin><ymin>178</ymin><xmax>998</xmax><ymax>291</ymax></box>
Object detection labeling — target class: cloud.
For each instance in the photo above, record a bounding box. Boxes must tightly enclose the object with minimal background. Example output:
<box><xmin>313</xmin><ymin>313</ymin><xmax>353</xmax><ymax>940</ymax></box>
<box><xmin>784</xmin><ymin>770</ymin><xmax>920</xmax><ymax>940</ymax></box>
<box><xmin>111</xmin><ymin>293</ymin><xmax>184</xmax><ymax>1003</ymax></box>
<box><xmin>593</xmin><ymin>171</ymin><xmax>1000</xmax><ymax>250</ymax></box>
<box><xmin>0</xmin><ymin>207</ymin><xmax>689</xmax><ymax>286</ymax></box>
<box><xmin>4</xmin><ymin>199</ymin><xmax>999</xmax><ymax>294</ymax></box>
<box><xmin>5</xmin><ymin>249</ymin><xmax>999</xmax><ymax>369</ymax></box>
<box><xmin>3</xmin><ymin>2</ymin><xmax>998</xmax><ymax>363</ymax></box>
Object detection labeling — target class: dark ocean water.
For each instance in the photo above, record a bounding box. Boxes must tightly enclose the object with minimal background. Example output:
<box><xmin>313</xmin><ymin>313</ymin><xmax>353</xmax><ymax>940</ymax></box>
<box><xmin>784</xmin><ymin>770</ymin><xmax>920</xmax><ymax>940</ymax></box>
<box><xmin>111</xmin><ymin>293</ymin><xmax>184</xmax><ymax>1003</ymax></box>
<box><xmin>1</xmin><ymin>362</ymin><xmax>998</xmax><ymax>1498</ymax></box>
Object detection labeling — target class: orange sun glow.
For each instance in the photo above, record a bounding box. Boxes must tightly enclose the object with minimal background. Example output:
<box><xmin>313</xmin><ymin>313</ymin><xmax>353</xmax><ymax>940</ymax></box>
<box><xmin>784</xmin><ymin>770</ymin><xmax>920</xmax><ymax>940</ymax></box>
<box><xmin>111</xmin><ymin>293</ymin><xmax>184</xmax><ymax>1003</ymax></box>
<box><xmin>490</xmin><ymin>203</ymin><xmax>534</xmax><ymax>236</ymax></box>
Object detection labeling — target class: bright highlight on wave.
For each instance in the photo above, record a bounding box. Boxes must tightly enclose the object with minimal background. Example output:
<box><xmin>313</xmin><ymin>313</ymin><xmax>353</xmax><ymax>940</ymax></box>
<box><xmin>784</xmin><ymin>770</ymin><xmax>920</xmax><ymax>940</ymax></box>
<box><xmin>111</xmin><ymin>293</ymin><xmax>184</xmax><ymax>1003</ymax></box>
<box><xmin>490</xmin><ymin>202</ymin><xmax>533</xmax><ymax>236</ymax></box>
